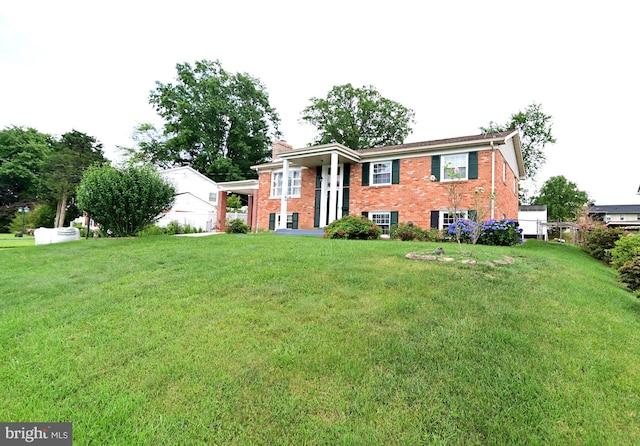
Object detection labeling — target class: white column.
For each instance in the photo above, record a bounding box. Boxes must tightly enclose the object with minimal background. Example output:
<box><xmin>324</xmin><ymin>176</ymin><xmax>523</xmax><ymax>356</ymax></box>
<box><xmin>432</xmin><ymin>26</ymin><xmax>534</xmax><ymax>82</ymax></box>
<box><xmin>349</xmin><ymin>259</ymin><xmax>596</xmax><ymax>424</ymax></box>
<box><xmin>328</xmin><ymin>152</ymin><xmax>338</xmax><ymax>224</ymax></box>
<box><xmin>279</xmin><ymin>159</ymin><xmax>289</xmax><ymax>229</ymax></box>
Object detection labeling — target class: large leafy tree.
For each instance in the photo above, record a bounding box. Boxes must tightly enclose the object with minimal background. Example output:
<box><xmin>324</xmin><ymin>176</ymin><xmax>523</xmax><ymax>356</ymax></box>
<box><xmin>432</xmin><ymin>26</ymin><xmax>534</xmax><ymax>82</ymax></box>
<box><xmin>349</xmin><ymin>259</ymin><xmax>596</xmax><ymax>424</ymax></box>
<box><xmin>42</xmin><ymin>130</ymin><xmax>108</xmax><ymax>227</ymax></box>
<box><xmin>481</xmin><ymin>102</ymin><xmax>556</xmax><ymax>185</ymax></box>
<box><xmin>77</xmin><ymin>165</ymin><xmax>175</xmax><ymax>237</ymax></box>
<box><xmin>0</xmin><ymin>126</ymin><xmax>53</xmax><ymax>231</ymax></box>
<box><xmin>301</xmin><ymin>83</ymin><xmax>415</xmax><ymax>150</ymax></box>
<box><xmin>136</xmin><ymin>60</ymin><xmax>280</xmax><ymax>182</ymax></box>
<box><xmin>532</xmin><ymin>175</ymin><xmax>589</xmax><ymax>222</ymax></box>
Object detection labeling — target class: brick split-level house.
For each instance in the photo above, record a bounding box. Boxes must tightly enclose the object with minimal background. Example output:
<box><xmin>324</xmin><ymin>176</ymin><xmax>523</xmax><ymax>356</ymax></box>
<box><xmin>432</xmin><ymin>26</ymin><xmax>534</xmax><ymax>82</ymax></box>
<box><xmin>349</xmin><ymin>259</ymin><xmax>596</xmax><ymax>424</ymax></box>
<box><xmin>250</xmin><ymin>130</ymin><xmax>525</xmax><ymax>234</ymax></box>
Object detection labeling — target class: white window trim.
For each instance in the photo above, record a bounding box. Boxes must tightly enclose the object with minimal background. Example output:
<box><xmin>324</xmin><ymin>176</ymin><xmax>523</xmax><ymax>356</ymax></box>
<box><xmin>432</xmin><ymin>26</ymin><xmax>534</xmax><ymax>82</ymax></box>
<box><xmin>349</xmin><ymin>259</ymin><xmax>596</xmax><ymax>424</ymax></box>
<box><xmin>441</xmin><ymin>153</ymin><xmax>469</xmax><ymax>181</ymax></box>
<box><xmin>440</xmin><ymin>210</ymin><xmax>469</xmax><ymax>231</ymax></box>
<box><xmin>371</xmin><ymin>161</ymin><xmax>392</xmax><ymax>186</ymax></box>
<box><xmin>276</xmin><ymin>213</ymin><xmax>294</xmax><ymax>229</ymax></box>
<box><xmin>370</xmin><ymin>211</ymin><xmax>391</xmax><ymax>235</ymax></box>
<box><xmin>270</xmin><ymin>168</ymin><xmax>302</xmax><ymax>199</ymax></box>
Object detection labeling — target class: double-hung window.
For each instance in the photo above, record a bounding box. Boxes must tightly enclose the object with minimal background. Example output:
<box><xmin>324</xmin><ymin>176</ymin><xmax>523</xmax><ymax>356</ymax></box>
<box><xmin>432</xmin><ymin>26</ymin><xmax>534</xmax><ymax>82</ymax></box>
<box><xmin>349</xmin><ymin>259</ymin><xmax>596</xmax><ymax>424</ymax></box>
<box><xmin>372</xmin><ymin>162</ymin><xmax>392</xmax><ymax>185</ymax></box>
<box><xmin>442</xmin><ymin>154</ymin><xmax>468</xmax><ymax>181</ymax></box>
<box><xmin>441</xmin><ymin>210</ymin><xmax>467</xmax><ymax>231</ymax></box>
<box><xmin>370</xmin><ymin>211</ymin><xmax>391</xmax><ymax>235</ymax></box>
<box><xmin>271</xmin><ymin>169</ymin><xmax>301</xmax><ymax>198</ymax></box>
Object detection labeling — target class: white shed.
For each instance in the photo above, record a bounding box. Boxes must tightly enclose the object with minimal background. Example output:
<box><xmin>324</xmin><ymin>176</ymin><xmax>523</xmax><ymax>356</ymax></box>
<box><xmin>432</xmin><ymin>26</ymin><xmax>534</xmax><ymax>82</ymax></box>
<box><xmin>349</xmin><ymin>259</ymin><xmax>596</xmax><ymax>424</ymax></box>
<box><xmin>518</xmin><ymin>205</ymin><xmax>548</xmax><ymax>240</ymax></box>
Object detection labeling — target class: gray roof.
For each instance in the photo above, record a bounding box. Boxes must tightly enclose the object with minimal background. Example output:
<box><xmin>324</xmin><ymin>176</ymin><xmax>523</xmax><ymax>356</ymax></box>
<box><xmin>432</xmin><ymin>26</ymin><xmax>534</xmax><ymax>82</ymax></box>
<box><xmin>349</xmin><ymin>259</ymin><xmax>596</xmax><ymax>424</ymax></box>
<box><xmin>519</xmin><ymin>205</ymin><xmax>547</xmax><ymax>212</ymax></box>
<box><xmin>589</xmin><ymin>204</ymin><xmax>640</xmax><ymax>213</ymax></box>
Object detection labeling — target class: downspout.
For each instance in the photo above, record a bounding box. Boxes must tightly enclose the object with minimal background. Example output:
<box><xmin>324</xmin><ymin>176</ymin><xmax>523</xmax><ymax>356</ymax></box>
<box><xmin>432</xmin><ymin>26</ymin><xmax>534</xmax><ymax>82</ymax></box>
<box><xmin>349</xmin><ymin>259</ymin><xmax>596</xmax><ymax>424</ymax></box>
<box><xmin>490</xmin><ymin>140</ymin><xmax>496</xmax><ymax>220</ymax></box>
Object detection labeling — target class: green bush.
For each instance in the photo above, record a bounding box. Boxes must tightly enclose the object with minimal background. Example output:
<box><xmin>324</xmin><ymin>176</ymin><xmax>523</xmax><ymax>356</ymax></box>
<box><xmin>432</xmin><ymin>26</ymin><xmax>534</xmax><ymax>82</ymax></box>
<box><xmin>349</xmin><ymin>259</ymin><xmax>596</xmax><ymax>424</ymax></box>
<box><xmin>583</xmin><ymin>225</ymin><xmax>625</xmax><ymax>264</ymax></box>
<box><xmin>390</xmin><ymin>222</ymin><xmax>423</xmax><ymax>241</ymax></box>
<box><xmin>138</xmin><ymin>225</ymin><xmax>168</xmax><ymax>237</ymax></box>
<box><xmin>165</xmin><ymin>220</ymin><xmax>182</xmax><ymax>235</ymax></box>
<box><xmin>422</xmin><ymin>228</ymin><xmax>447</xmax><ymax>242</ymax></box>
<box><xmin>324</xmin><ymin>215</ymin><xmax>382</xmax><ymax>240</ymax></box>
<box><xmin>225</xmin><ymin>218</ymin><xmax>249</xmax><ymax>234</ymax></box>
<box><xmin>76</xmin><ymin>165</ymin><xmax>175</xmax><ymax>237</ymax></box>
<box><xmin>609</xmin><ymin>234</ymin><xmax>640</xmax><ymax>270</ymax></box>
<box><xmin>618</xmin><ymin>257</ymin><xmax>640</xmax><ymax>294</ymax></box>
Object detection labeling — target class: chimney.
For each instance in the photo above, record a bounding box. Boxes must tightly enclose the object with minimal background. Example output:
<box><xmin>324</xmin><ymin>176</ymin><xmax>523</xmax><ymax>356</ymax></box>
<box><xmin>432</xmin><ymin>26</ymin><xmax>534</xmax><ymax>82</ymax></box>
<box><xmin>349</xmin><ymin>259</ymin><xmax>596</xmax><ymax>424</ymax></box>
<box><xmin>272</xmin><ymin>140</ymin><xmax>293</xmax><ymax>160</ymax></box>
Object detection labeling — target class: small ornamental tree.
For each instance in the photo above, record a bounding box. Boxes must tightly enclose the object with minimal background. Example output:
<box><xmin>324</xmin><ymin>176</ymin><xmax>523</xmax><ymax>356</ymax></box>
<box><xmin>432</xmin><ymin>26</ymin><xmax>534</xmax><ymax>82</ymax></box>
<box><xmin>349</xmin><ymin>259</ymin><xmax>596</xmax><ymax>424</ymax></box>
<box><xmin>77</xmin><ymin>165</ymin><xmax>175</xmax><ymax>237</ymax></box>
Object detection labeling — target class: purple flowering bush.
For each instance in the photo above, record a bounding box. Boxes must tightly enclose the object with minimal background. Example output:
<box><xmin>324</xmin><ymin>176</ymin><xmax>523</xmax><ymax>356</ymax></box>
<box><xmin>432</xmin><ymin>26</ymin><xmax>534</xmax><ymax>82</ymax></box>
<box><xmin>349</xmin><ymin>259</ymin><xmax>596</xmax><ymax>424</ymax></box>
<box><xmin>448</xmin><ymin>218</ymin><xmax>523</xmax><ymax>246</ymax></box>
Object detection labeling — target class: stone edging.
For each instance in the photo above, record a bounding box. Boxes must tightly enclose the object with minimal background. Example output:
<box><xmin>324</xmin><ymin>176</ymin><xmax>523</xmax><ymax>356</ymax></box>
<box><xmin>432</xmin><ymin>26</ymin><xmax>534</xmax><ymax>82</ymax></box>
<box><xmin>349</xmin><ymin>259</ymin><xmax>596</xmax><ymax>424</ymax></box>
<box><xmin>405</xmin><ymin>252</ymin><xmax>516</xmax><ymax>266</ymax></box>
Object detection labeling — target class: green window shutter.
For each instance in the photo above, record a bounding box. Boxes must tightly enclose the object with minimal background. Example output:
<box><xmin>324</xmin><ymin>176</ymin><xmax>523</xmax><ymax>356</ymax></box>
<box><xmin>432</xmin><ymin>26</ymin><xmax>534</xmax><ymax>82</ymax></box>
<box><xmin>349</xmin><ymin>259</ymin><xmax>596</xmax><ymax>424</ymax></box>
<box><xmin>313</xmin><ymin>190</ymin><xmax>321</xmax><ymax>227</ymax></box>
<box><xmin>468</xmin><ymin>152</ymin><xmax>478</xmax><ymax>179</ymax></box>
<box><xmin>391</xmin><ymin>211</ymin><xmax>399</xmax><ymax>227</ymax></box>
<box><xmin>343</xmin><ymin>163</ymin><xmax>351</xmax><ymax>187</ymax></box>
<box><xmin>431</xmin><ymin>155</ymin><xmax>440</xmax><ymax>181</ymax></box>
<box><xmin>430</xmin><ymin>210</ymin><xmax>439</xmax><ymax>229</ymax></box>
<box><xmin>269</xmin><ymin>213</ymin><xmax>275</xmax><ymax>230</ymax></box>
<box><xmin>392</xmin><ymin>159</ymin><xmax>400</xmax><ymax>184</ymax></box>
<box><xmin>341</xmin><ymin>188</ymin><xmax>350</xmax><ymax>217</ymax></box>
<box><xmin>361</xmin><ymin>163</ymin><xmax>370</xmax><ymax>186</ymax></box>
<box><xmin>361</xmin><ymin>211</ymin><xmax>369</xmax><ymax>218</ymax></box>
<box><xmin>292</xmin><ymin>213</ymin><xmax>299</xmax><ymax>229</ymax></box>
<box><xmin>315</xmin><ymin>166</ymin><xmax>322</xmax><ymax>188</ymax></box>
<box><xmin>468</xmin><ymin>209</ymin><xmax>477</xmax><ymax>222</ymax></box>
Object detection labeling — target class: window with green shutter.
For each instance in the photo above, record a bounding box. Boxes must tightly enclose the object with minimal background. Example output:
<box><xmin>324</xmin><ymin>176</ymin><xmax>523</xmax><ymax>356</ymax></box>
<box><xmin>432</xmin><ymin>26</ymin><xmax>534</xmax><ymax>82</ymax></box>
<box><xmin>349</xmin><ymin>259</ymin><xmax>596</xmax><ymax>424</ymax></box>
<box><xmin>362</xmin><ymin>163</ymin><xmax>370</xmax><ymax>186</ymax></box>
<box><xmin>468</xmin><ymin>151</ymin><xmax>478</xmax><ymax>179</ymax></box>
<box><xmin>431</xmin><ymin>156</ymin><xmax>440</xmax><ymax>181</ymax></box>
<box><xmin>392</xmin><ymin>160</ymin><xmax>400</xmax><ymax>184</ymax></box>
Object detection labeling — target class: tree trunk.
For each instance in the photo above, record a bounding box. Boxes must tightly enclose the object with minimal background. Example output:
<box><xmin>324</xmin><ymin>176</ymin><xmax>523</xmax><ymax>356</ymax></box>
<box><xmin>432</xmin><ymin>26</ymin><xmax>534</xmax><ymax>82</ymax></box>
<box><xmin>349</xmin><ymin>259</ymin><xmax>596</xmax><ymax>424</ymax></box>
<box><xmin>54</xmin><ymin>193</ymin><xmax>68</xmax><ymax>228</ymax></box>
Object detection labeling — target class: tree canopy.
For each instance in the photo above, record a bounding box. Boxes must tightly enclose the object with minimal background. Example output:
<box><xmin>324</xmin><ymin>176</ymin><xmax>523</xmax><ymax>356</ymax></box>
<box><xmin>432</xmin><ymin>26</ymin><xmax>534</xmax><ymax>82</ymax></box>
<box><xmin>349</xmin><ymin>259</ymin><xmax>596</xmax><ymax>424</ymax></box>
<box><xmin>42</xmin><ymin>130</ymin><xmax>108</xmax><ymax>227</ymax></box>
<box><xmin>481</xmin><ymin>102</ymin><xmax>556</xmax><ymax>185</ymax></box>
<box><xmin>300</xmin><ymin>84</ymin><xmax>415</xmax><ymax>150</ymax></box>
<box><xmin>131</xmin><ymin>60</ymin><xmax>280</xmax><ymax>182</ymax></box>
<box><xmin>532</xmin><ymin>175</ymin><xmax>589</xmax><ymax>222</ymax></box>
<box><xmin>77</xmin><ymin>165</ymin><xmax>175</xmax><ymax>237</ymax></box>
<box><xmin>0</xmin><ymin>126</ymin><xmax>52</xmax><ymax>231</ymax></box>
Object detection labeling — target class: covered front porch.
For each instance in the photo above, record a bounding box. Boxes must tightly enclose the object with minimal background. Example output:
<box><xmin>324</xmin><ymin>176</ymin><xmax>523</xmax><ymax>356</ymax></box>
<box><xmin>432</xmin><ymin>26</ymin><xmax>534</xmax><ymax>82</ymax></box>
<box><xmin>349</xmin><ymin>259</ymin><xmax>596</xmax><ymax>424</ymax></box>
<box><xmin>216</xmin><ymin>179</ymin><xmax>259</xmax><ymax>232</ymax></box>
<box><xmin>275</xmin><ymin>143</ymin><xmax>361</xmax><ymax>230</ymax></box>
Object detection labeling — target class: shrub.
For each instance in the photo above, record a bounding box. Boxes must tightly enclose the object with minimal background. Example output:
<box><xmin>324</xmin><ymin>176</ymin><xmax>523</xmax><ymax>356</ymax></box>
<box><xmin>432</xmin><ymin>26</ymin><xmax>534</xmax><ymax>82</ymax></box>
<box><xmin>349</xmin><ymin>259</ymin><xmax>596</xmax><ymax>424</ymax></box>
<box><xmin>422</xmin><ymin>228</ymin><xmax>446</xmax><ymax>242</ymax></box>
<box><xmin>447</xmin><ymin>218</ymin><xmax>522</xmax><ymax>246</ymax></box>
<box><xmin>390</xmin><ymin>222</ymin><xmax>423</xmax><ymax>241</ymax></box>
<box><xmin>618</xmin><ymin>257</ymin><xmax>640</xmax><ymax>294</ymax></box>
<box><xmin>137</xmin><ymin>225</ymin><xmax>168</xmax><ymax>237</ymax></box>
<box><xmin>77</xmin><ymin>165</ymin><xmax>175</xmax><ymax>237</ymax></box>
<box><xmin>477</xmin><ymin>219</ymin><xmax>523</xmax><ymax>246</ymax></box>
<box><xmin>609</xmin><ymin>234</ymin><xmax>640</xmax><ymax>270</ymax></box>
<box><xmin>225</xmin><ymin>218</ymin><xmax>249</xmax><ymax>234</ymax></box>
<box><xmin>165</xmin><ymin>220</ymin><xmax>183</xmax><ymax>235</ymax></box>
<box><xmin>324</xmin><ymin>215</ymin><xmax>382</xmax><ymax>240</ymax></box>
<box><xmin>583</xmin><ymin>225</ymin><xmax>624</xmax><ymax>264</ymax></box>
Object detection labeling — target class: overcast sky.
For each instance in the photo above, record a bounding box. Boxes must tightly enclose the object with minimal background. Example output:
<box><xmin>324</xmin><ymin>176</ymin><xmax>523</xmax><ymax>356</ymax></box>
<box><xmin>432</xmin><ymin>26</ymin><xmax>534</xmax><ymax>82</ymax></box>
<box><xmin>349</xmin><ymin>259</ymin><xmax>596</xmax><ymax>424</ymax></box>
<box><xmin>1</xmin><ymin>1</ymin><xmax>638</xmax><ymax>204</ymax></box>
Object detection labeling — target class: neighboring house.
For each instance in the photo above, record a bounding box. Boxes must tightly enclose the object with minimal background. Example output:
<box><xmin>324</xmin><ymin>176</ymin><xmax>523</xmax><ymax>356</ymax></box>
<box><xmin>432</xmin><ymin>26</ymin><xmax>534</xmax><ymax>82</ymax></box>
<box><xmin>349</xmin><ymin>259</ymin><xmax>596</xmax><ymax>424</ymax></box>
<box><xmin>589</xmin><ymin>204</ymin><xmax>640</xmax><ymax>230</ymax></box>
<box><xmin>518</xmin><ymin>205</ymin><xmax>548</xmax><ymax>240</ymax></box>
<box><xmin>251</xmin><ymin>131</ymin><xmax>524</xmax><ymax>233</ymax></box>
<box><xmin>158</xmin><ymin>166</ymin><xmax>261</xmax><ymax>232</ymax></box>
<box><xmin>158</xmin><ymin>166</ymin><xmax>219</xmax><ymax>231</ymax></box>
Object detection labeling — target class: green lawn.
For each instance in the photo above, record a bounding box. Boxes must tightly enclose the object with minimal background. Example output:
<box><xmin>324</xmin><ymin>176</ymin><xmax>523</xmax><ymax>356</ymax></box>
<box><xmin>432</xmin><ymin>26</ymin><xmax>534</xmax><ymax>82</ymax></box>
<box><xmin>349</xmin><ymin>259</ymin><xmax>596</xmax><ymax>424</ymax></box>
<box><xmin>2</xmin><ymin>235</ymin><xmax>639</xmax><ymax>445</ymax></box>
<box><xmin>0</xmin><ymin>233</ymin><xmax>34</xmax><ymax>248</ymax></box>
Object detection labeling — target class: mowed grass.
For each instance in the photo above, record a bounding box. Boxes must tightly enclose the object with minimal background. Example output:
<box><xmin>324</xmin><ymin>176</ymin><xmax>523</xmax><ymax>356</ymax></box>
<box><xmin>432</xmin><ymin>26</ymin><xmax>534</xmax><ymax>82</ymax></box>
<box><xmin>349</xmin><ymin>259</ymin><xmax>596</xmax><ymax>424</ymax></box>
<box><xmin>1</xmin><ymin>234</ymin><xmax>640</xmax><ymax>445</ymax></box>
<box><xmin>0</xmin><ymin>233</ymin><xmax>34</xmax><ymax>248</ymax></box>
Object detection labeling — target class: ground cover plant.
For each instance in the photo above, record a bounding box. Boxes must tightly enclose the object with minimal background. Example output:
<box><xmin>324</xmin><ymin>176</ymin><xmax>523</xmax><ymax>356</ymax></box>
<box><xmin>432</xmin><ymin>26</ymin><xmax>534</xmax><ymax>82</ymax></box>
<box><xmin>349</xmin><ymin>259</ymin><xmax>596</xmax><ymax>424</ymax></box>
<box><xmin>2</xmin><ymin>235</ymin><xmax>640</xmax><ymax>444</ymax></box>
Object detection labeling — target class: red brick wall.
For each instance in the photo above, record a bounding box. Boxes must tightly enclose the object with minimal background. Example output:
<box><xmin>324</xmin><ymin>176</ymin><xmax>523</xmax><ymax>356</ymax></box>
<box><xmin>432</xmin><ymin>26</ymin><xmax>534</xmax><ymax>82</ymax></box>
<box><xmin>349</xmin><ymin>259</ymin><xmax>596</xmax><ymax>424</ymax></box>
<box><xmin>255</xmin><ymin>149</ymin><xmax>520</xmax><ymax>230</ymax></box>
